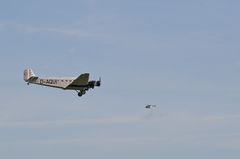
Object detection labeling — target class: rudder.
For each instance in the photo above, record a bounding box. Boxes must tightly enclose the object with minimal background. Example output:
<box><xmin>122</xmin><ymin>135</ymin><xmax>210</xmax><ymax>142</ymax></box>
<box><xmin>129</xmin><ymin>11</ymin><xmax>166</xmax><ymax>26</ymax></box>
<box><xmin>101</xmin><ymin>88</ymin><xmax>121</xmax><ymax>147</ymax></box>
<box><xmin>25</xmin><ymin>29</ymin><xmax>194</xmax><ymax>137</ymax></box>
<box><xmin>24</xmin><ymin>68</ymin><xmax>36</xmax><ymax>82</ymax></box>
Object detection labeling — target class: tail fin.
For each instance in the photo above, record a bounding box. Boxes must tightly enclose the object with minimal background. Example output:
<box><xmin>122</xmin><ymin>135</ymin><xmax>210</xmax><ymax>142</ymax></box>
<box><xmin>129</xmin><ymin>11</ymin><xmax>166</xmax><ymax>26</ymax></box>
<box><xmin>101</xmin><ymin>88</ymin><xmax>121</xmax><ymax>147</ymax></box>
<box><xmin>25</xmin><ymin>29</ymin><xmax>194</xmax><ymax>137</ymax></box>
<box><xmin>24</xmin><ymin>68</ymin><xmax>36</xmax><ymax>82</ymax></box>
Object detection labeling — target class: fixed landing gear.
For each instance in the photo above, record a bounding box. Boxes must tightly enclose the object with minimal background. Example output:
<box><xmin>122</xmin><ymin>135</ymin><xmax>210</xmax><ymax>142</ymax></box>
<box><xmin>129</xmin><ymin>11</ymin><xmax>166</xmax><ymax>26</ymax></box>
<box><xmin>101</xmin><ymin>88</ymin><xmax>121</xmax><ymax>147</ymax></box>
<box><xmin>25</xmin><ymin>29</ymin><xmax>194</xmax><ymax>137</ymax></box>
<box><xmin>77</xmin><ymin>90</ymin><xmax>86</xmax><ymax>97</ymax></box>
<box><xmin>78</xmin><ymin>92</ymin><xmax>82</xmax><ymax>97</ymax></box>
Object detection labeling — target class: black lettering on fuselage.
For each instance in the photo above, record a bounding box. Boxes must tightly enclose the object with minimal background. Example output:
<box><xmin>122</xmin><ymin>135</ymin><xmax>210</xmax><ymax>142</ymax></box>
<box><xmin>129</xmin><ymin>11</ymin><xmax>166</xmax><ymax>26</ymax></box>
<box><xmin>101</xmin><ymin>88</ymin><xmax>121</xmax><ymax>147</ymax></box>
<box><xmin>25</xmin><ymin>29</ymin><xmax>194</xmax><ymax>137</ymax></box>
<box><xmin>46</xmin><ymin>79</ymin><xmax>57</xmax><ymax>84</ymax></box>
<box><xmin>40</xmin><ymin>79</ymin><xmax>58</xmax><ymax>85</ymax></box>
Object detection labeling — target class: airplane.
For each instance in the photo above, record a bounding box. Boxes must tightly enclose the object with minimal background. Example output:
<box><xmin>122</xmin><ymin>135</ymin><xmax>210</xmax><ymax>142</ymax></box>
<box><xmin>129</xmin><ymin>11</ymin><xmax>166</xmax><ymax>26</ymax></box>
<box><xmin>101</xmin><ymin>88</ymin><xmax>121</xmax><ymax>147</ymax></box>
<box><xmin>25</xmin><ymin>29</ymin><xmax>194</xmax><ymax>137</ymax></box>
<box><xmin>145</xmin><ymin>105</ymin><xmax>157</xmax><ymax>109</ymax></box>
<box><xmin>23</xmin><ymin>68</ymin><xmax>101</xmax><ymax>97</ymax></box>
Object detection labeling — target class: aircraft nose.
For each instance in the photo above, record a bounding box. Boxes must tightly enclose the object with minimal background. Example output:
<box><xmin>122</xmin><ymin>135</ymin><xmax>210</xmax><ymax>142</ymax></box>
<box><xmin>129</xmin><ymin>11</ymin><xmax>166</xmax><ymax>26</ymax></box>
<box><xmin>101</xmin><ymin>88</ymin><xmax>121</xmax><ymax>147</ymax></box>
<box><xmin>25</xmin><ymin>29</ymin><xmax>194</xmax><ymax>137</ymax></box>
<box><xmin>96</xmin><ymin>77</ymin><xmax>101</xmax><ymax>87</ymax></box>
<box><xmin>96</xmin><ymin>80</ymin><xmax>101</xmax><ymax>87</ymax></box>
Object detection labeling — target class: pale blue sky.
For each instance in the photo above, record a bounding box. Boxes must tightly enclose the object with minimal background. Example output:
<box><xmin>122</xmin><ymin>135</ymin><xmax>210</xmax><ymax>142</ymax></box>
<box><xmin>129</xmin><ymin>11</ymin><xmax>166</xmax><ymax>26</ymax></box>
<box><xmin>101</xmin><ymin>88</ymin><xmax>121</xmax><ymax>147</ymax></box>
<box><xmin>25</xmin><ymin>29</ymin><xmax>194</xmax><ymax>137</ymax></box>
<box><xmin>1</xmin><ymin>0</ymin><xmax>240</xmax><ymax>159</ymax></box>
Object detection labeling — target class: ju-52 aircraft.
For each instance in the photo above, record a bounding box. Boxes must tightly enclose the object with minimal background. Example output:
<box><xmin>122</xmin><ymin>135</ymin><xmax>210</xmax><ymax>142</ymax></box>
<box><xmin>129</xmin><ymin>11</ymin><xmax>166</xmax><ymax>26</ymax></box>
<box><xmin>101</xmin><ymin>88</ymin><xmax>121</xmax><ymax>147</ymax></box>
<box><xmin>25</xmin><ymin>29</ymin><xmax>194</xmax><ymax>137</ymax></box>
<box><xmin>24</xmin><ymin>68</ymin><xmax>101</xmax><ymax>97</ymax></box>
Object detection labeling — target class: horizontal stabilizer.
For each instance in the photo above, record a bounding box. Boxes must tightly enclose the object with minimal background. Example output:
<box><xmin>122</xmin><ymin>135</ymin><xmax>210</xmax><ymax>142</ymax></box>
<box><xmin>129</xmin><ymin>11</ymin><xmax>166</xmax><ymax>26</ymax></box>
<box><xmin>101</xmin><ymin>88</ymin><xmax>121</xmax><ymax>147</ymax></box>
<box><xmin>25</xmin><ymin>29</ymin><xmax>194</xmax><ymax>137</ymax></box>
<box><xmin>29</xmin><ymin>76</ymin><xmax>38</xmax><ymax>81</ymax></box>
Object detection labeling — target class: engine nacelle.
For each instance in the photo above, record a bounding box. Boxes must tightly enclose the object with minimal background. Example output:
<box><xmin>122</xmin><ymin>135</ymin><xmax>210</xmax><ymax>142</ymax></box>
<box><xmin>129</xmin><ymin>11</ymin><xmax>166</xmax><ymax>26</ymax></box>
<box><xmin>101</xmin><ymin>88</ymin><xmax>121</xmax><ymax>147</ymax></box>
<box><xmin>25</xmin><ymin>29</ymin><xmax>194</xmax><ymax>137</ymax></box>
<box><xmin>88</xmin><ymin>79</ymin><xmax>101</xmax><ymax>89</ymax></box>
<box><xmin>88</xmin><ymin>81</ymin><xmax>96</xmax><ymax>89</ymax></box>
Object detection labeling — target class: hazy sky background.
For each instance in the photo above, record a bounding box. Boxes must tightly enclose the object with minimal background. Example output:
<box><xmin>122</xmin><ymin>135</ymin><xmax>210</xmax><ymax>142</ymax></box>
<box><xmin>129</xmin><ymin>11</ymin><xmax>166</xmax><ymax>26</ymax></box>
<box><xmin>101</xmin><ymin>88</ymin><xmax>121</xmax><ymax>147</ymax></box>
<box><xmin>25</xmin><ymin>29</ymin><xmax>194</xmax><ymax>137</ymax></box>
<box><xmin>1</xmin><ymin>0</ymin><xmax>240</xmax><ymax>159</ymax></box>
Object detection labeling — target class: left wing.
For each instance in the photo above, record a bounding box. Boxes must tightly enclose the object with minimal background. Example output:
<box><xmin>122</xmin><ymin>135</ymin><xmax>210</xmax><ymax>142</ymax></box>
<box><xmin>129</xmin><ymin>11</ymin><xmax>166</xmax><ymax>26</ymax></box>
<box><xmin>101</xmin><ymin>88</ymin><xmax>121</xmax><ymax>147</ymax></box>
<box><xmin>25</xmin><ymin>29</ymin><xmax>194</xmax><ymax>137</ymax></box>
<box><xmin>65</xmin><ymin>73</ymin><xmax>89</xmax><ymax>89</ymax></box>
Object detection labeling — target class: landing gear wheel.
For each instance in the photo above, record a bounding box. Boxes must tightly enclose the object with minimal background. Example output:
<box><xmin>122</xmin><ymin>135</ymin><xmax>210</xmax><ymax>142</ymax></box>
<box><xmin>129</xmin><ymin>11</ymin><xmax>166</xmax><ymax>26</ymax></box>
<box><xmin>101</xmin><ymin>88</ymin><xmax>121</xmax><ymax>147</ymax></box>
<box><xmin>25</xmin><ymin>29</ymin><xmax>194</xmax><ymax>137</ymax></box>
<box><xmin>77</xmin><ymin>90</ymin><xmax>86</xmax><ymax>97</ymax></box>
<box><xmin>78</xmin><ymin>92</ymin><xmax>82</xmax><ymax>97</ymax></box>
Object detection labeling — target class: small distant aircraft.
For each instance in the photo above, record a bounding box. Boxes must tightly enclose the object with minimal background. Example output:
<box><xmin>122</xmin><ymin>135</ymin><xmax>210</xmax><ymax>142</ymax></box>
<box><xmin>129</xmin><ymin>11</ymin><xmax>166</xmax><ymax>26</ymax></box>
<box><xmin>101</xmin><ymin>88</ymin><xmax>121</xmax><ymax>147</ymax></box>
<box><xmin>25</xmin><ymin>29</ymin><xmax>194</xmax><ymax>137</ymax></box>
<box><xmin>24</xmin><ymin>68</ymin><xmax>101</xmax><ymax>97</ymax></box>
<box><xmin>145</xmin><ymin>105</ymin><xmax>157</xmax><ymax>109</ymax></box>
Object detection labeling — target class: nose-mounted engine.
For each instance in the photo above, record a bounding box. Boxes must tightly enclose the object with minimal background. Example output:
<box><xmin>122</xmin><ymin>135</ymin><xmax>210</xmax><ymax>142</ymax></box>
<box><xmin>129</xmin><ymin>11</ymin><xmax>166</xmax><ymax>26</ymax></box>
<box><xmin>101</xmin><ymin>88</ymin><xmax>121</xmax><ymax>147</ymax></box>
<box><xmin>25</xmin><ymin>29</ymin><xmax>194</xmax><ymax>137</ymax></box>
<box><xmin>88</xmin><ymin>78</ymin><xmax>101</xmax><ymax>89</ymax></box>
